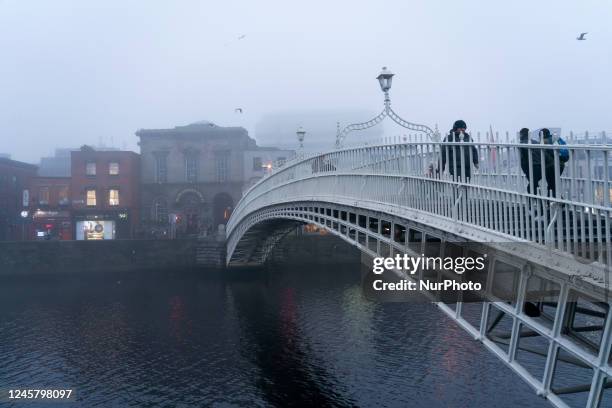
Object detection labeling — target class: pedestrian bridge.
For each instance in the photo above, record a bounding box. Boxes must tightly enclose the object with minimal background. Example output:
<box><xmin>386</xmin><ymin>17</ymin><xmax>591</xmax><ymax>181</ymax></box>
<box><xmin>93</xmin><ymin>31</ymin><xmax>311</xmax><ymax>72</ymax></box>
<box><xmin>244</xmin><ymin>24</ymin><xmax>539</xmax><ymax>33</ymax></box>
<box><xmin>226</xmin><ymin>137</ymin><xmax>612</xmax><ymax>408</ymax></box>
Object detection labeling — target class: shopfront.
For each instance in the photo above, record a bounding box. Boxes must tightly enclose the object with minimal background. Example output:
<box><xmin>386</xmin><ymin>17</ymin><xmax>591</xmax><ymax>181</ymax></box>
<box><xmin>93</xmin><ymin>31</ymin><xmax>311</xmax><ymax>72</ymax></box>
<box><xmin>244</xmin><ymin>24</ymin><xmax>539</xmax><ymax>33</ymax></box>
<box><xmin>76</xmin><ymin>220</ymin><xmax>116</xmax><ymax>240</ymax></box>
<box><xmin>32</xmin><ymin>210</ymin><xmax>72</xmax><ymax>240</ymax></box>
<box><xmin>73</xmin><ymin>211</ymin><xmax>132</xmax><ymax>240</ymax></box>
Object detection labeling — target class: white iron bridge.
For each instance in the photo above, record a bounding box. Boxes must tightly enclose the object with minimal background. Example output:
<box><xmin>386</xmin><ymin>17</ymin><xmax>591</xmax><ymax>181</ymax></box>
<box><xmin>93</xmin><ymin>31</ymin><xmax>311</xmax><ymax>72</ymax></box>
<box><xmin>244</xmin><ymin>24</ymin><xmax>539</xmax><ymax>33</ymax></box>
<box><xmin>226</xmin><ymin>136</ymin><xmax>612</xmax><ymax>408</ymax></box>
<box><xmin>226</xmin><ymin>67</ymin><xmax>611</xmax><ymax>407</ymax></box>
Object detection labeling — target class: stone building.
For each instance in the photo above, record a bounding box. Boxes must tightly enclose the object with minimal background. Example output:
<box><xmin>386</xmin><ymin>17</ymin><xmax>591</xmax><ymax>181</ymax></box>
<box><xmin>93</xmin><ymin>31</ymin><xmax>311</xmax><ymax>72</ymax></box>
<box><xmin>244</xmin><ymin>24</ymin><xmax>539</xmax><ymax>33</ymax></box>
<box><xmin>136</xmin><ymin>121</ymin><xmax>258</xmax><ymax>237</ymax></box>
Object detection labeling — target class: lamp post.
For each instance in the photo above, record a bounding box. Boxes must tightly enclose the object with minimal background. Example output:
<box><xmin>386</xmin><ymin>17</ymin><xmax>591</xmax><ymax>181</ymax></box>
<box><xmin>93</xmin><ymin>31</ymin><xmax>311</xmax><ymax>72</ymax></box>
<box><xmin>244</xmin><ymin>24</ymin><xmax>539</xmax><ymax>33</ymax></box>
<box><xmin>296</xmin><ymin>126</ymin><xmax>306</xmax><ymax>156</ymax></box>
<box><xmin>335</xmin><ymin>67</ymin><xmax>439</xmax><ymax>148</ymax></box>
<box><xmin>376</xmin><ymin>66</ymin><xmax>394</xmax><ymax>102</ymax></box>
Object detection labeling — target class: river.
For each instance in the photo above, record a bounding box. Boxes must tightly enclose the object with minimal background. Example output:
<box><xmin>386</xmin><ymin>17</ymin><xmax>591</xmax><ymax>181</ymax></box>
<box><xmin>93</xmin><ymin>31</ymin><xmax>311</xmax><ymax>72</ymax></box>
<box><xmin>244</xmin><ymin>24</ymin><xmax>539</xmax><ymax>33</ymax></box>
<box><xmin>0</xmin><ymin>262</ymin><xmax>549</xmax><ymax>407</ymax></box>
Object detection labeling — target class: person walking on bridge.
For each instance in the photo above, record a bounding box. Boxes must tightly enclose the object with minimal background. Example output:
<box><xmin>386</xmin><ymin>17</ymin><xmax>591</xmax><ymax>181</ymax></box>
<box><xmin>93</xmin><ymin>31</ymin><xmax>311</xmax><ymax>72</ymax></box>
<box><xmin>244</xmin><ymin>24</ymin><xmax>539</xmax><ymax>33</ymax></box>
<box><xmin>441</xmin><ymin>120</ymin><xmax>479</xmax><ymax>182</ymax></box>
<box><xmin>519</xmin><ymin>128</ymin><xmax>569</xmax><ymax>198</ymax></box>
<box><xmin>541</xmin><ymin>128</ymin><xmax>569</xmax><ymax>198</ymax></box>
<box><xmin>519</xmin><ymin>128</ymin><xmax>542</xmax><ymax>195</ymax></box>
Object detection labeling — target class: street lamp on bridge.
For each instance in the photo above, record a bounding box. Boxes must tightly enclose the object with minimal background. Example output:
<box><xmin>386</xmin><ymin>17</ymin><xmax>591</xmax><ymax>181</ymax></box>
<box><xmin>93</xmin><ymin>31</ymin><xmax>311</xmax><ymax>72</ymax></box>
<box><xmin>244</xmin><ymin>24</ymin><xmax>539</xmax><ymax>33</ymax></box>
<box><xmin>335</xmin><ymin>67</ymin><xmax>439</xmax><ymax>148</ymax></box>
<box><xmin>376</xmin><ymin>66</ymin><xmax>394</xmax><ymax>94</ymax></box>
<box><xmin>296</xmin><ymin>126</ymin><xmax>306</xmax><ymax>155</ymax></box>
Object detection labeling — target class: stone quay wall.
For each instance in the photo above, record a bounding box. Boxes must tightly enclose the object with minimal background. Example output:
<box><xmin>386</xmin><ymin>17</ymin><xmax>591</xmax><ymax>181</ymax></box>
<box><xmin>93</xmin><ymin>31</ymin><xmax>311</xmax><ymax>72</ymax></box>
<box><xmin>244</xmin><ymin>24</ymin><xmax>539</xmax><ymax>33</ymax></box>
<box><xmin>0</xmin><ymin>239</ymin><xmax>210</xmax><ymax>276</ymax></box>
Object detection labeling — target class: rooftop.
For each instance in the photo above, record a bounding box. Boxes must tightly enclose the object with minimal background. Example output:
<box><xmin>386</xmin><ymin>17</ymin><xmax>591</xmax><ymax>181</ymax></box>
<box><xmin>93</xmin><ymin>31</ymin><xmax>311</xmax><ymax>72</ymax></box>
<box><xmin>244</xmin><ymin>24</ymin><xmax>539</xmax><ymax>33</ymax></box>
<box><xmin>136</xmin><ymin>121</ymin><xmax>248</xmax><ymax>137</ymax></box>
<box><xmin>0</xmin><ymin>157</ymin><xmax>38</xmax><ymax>170</ymax></box>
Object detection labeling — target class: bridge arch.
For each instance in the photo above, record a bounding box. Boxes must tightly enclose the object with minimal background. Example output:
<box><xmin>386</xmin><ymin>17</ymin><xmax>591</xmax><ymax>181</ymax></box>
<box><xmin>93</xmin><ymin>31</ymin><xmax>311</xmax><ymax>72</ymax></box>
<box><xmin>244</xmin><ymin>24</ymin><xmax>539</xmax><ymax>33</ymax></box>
<box><xmin>226</xmin><ymin>140</ymin><xmax>612</xmax><ymax>407</ymax></box>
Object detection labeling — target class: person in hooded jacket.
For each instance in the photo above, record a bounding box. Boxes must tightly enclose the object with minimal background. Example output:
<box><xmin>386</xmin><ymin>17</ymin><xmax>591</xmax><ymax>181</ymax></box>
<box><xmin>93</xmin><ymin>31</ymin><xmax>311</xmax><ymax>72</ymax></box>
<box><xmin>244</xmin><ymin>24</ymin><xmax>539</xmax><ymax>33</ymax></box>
<box><xmin>441</xmin><ymin>119</ymin><xmax>479</xmax><ymax>181</ymax></box>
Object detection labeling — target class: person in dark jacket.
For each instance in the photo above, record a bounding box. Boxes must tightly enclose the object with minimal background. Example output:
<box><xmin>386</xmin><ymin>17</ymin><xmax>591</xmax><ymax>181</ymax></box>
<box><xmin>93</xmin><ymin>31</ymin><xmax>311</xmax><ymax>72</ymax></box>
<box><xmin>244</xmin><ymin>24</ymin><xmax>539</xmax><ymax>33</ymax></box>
<box><xmin>519</xmin><ymin>128</ymin><xmax>542</xmax><ymax>194</ymax></box>
<box><xmin>441</xmin><ymin>120</ymin><xmax>479</xmax><ymax>181</ymax></box>
<box><xmin>519</xmin><ymin>128</ymin><xmax>569</xmax><ymax>197</ymax></box>
<box><xmin>541</xmin><ymin>128</ymin><xmax>569</xmax><ymax>198</ymax></box>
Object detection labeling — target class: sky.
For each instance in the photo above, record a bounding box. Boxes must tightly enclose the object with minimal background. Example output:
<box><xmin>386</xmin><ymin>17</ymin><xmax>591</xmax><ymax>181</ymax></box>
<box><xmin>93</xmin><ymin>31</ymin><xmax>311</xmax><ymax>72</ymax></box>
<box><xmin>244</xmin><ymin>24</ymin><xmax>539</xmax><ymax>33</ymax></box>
<box><xmin>0</xmin><ymin>0</ymin><xmax>610</xmax><ymax>162</ymax></box>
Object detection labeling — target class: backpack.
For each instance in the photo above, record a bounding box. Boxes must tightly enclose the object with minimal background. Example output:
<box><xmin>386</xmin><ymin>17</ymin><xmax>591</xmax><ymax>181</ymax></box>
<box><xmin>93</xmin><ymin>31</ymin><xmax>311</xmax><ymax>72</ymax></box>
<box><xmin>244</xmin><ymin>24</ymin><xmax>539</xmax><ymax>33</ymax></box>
<box><xmin>557</xmin><ymin>138</ymin><xmax>569</xmax><ymax>163</ymax></box>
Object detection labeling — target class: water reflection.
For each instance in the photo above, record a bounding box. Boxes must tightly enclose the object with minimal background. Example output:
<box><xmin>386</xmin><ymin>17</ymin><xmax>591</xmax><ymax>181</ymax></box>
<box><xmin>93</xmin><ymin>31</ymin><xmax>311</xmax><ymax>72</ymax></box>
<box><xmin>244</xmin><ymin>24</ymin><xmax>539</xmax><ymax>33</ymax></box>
<box><xmin>0</xmin><ymin>265</ymin><xmax>548</xmax><ymax>407</ymax></box>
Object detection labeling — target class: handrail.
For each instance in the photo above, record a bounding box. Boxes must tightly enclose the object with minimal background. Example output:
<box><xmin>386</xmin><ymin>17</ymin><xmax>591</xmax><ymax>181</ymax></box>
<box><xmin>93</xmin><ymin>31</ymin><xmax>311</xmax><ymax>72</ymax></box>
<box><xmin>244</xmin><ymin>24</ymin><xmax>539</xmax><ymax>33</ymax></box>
<box><xmin>227</xmin><ymin>141</ymin><xmax>612</xmax><ymax>268</ymax></box>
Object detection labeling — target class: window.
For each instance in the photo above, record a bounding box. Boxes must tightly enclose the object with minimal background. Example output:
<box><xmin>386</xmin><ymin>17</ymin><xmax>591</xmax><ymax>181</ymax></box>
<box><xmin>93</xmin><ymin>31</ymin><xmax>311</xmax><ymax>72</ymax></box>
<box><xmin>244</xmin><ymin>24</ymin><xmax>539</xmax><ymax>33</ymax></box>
<box><xmin>154</xmin><ymin>153</ymin><xmax>168</xmax><ymax>183</ymax></box>
<box><xmin>215</xmin><ymin>152</ymin><xmax>230</xmax><ymax>182</ymax></box>
<box><xmin>253</xmin><ymin>157</ymin><xmax>262</xmax><ymax>171</ymax></box>
<box><xmin>185</xmin><ymin>152</ymin><xmax>198</xmax><ymax>183</ymax></box>
<box><xmin>109</xmin><ymin>162</ymin><xmax>119</xmax><ymax>175</ymax></box>
<box><xmin>86</xmin><ymin>162</ymin><xmax>96</xmax><ymax>176</ymax></box>
<box><xmin>86</xmin><ymin>189</ymin><xmax>97</xmax><ymax>206</ymax></box>
<box><xmin>109</xmin><ymin>189</ymin><xmax>119</xmax><ymax>206</ymax></box>
<box><xmin>58</xmin><ymin>186</ymin><xmax>69</xmax><ymax>205</ymax></box>
<box><xmin>39</xmin><ymin>187</ymin><xmax>49</xmax><ymax>205</ymax></box>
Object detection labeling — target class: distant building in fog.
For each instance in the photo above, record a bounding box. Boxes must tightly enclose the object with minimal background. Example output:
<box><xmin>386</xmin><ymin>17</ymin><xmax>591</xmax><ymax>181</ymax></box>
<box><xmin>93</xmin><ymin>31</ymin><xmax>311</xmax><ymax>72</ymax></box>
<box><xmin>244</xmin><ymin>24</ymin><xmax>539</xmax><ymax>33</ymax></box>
<box><xmin>137</xmin><ymin>120</ymin><xmax>273</xmax><ymax>237</ymax></box>
<box><xmin>0</xmin><ymin>157</ymin><xmax>37</xmax><ymax>241</ymax></box>
<box><xmin>242</xmin><ymin>146</ymin><xmax>294</xmax><ymax>192</ymax></box>
<box><xmin>254</xmin><ymin>109</ymin><xmax>385</xmax><ymax>152</ymax></box>
<box><xmin>38</xmin><ymin>148</ymin><xmax>74</xmax><ymax>177</ymax></box>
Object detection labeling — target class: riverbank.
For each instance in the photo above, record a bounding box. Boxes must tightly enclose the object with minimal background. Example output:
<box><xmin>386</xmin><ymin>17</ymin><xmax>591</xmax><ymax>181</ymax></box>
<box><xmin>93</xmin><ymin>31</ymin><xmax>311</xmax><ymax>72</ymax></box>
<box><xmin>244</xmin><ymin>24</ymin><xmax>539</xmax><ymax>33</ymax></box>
<box><xmin>0</xmin><ymin>239</ymin><xmax>203</xmax><ymax>275</ymax></box>
<box><xmin>0</xmin><ymin>233</ymin><xmax>360</xmax><ymax>276</ymax></box>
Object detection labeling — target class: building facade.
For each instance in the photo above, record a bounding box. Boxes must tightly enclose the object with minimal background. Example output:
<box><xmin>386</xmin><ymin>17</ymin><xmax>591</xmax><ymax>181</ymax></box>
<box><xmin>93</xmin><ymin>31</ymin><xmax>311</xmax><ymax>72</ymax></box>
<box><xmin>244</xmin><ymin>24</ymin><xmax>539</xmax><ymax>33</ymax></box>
<box><xmin>29</xmin><ymin>176</ymin><xmax>72</xmax><ymax>240</ymax></box>
<box><xmin>137</xmin><ymin>121</ymin><xmax>258</xmax><ymax>237</ymax></box>
<box><xmin>70</xmin><ymin>146</ymin><xmax>140</xmax><ymax>240</ymax></box>
<box><xmin>242</xmin><ymin>147</ymin><xmax>295</xmax><ymax>192</ymax></box>
<box><xmin>0</xmin><ymin>158</ymin><xmax>37</xmax><ymax>241</ymax></box>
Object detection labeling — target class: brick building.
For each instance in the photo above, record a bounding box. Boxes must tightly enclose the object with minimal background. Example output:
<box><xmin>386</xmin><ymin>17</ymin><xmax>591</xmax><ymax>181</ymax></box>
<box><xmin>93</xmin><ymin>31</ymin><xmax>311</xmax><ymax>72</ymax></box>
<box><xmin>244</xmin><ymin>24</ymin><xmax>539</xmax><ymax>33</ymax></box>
<box><xmin>70</xmin><ymin>146</ymin><xmax>140</xmax><ymax>240</ymax></box>
<box><xmin>28</xmin><ymin>177</ymin><xmax>72</xmax><ymax>240</ymax></box>
<box><xmin>0</xmin><ymin>158</ymin><xmax>37</xmax><ymax>241</ymax></box>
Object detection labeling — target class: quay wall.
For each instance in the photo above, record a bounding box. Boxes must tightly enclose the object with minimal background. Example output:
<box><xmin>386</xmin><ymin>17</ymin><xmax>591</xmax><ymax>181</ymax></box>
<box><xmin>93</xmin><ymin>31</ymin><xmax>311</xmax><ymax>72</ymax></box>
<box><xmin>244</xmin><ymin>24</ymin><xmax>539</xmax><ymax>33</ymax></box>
<box><xmin>0</xmin><ymin>239</ymin><xmax>204</xmax><ymax>275</ymax></box>
<box><xmin>0</xmin><ymin>233</ymin><xmax>361</xmax><ymax>276</ymax></box>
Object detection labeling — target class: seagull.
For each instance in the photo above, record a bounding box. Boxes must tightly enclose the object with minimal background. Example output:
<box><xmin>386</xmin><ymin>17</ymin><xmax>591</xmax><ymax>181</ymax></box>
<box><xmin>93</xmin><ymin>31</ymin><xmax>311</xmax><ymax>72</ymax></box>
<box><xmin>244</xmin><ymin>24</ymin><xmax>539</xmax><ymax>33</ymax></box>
<box><xmin>577</xmin><ymin>32</ymin><xmax>588</xmax><ymax>40</ymax></box>
<box><xmin>235</xmin><ymin>108</ymin><xmax>243</xmax><ymax>113</ymax></box>
<box><xmin>224</xmin><ymin>34</ymin><xmax>247</xmax><ymax>47</ymax></box>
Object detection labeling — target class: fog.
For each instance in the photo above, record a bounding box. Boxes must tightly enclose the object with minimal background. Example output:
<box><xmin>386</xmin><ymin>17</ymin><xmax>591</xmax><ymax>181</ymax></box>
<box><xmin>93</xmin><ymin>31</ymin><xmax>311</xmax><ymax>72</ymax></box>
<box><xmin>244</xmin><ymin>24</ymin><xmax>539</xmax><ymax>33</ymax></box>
<box><xmin>0</xmin><ymin>0</ymin><xmax>610</xmax><ymax>162</ymax></box>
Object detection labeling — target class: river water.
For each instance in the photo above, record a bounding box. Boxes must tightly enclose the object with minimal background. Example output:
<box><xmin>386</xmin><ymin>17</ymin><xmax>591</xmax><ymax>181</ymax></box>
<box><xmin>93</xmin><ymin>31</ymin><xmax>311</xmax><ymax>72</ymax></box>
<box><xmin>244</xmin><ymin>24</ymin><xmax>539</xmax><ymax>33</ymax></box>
<box><xmin>0</xmin><ymin>263</ymin><xmax>549</xmax><ymax>407</ymax></box>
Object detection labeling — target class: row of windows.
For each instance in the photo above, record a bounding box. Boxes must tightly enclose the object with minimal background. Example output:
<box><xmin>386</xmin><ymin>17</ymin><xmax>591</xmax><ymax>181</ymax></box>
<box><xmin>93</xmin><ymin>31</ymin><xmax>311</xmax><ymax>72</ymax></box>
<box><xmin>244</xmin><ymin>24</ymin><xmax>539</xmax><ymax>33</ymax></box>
<box><xmin>36</xmin><ymin>186</ymin><xmax>69</xmax><ymax>205</ymax></box>
<box><xmin>0</xmin><ymin>174</ymin><xmax>20</xmax><ymax>192</ymax></box>
<box><xmin>86</xmin><ymin>162</ymin><xmax>120</xmax><ymax>176</ymax></box>
<box><xmin>154</xmin><ymin>152</ymin><xmax>230</xmax><ymax>183</ymax></box>
<box><xmin>85</xmin><ymin>189</ymin><xmax>120</xmax><ymax>207</ymax></box>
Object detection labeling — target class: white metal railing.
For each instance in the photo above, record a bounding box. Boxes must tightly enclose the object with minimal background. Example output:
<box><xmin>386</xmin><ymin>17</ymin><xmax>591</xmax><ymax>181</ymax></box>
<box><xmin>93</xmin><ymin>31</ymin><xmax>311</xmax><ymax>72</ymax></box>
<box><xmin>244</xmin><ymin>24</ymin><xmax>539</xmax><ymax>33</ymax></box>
<box><xmin>228</xmin><ymin>140</ymin><xmax>612</xmax><ymax>268</ymax></box>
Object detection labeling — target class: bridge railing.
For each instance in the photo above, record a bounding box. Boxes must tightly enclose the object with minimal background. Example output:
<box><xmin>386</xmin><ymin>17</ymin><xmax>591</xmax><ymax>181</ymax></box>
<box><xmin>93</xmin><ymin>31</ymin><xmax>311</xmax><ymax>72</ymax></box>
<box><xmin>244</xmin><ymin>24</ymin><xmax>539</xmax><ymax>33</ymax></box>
<box><xmin>228</xmin><ymin>141</ymin><xmax>612</xmax><ymax>269</ymax></box>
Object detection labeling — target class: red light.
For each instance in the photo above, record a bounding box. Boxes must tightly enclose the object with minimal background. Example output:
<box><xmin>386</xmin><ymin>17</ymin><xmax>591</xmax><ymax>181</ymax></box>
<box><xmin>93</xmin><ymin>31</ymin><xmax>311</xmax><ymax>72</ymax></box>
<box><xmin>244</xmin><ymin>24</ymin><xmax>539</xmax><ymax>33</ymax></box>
<box><xmin>45</xmin><ymin>224</ymin><xmax>53</xmax><ymax>229</ymax></box>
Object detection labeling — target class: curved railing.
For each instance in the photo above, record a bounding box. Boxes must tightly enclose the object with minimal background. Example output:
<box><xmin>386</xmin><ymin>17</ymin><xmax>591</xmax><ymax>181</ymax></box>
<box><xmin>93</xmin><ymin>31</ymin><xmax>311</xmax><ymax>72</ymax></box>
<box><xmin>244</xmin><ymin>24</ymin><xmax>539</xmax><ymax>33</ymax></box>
<box><xmin>228</xmin><ymin>140</ymin><xmax>612</xmax><ymax>268</ymax></box>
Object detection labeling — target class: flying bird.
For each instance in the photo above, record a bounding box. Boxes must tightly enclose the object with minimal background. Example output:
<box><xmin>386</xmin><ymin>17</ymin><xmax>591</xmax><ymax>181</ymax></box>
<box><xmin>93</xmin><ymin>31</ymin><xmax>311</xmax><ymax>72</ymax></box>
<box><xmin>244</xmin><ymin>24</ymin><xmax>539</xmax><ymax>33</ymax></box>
<box><xmin>224</xmin><ymin>34</ymin><xmax>247</xmax><ymax>47</ymax></box>
<box><xmin>235</xmin><ymin>108</ymin><xmax>243</xmax><ymax>114</ymax></box>
<box><xmin>577</xmin><ymin>32</ymin><xmax>588</xmax><ymax>40</ymax></box>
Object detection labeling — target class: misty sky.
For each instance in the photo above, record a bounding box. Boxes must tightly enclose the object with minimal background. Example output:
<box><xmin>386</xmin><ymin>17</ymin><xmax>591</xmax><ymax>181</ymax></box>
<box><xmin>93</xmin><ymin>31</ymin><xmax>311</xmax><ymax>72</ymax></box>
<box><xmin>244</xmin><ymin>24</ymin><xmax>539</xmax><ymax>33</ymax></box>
<box><xmin>1</xmin><ymin>0</ymin><xmax>610</xmax><ymax>162</ymax></box>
